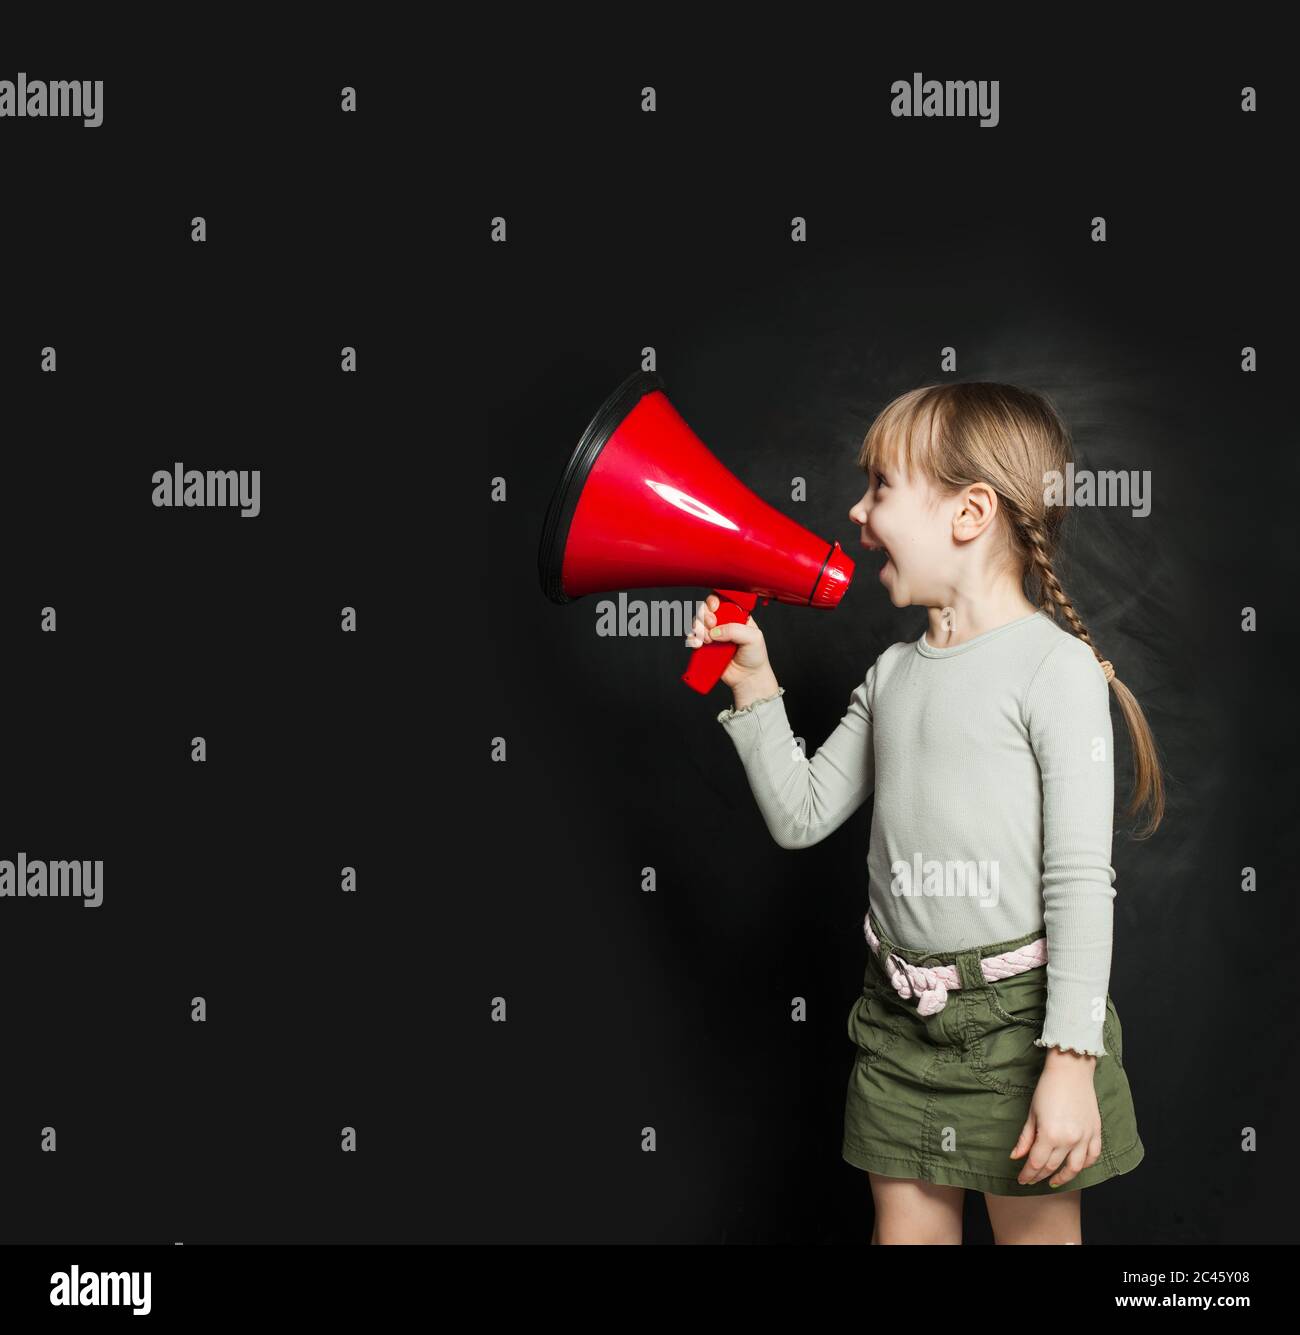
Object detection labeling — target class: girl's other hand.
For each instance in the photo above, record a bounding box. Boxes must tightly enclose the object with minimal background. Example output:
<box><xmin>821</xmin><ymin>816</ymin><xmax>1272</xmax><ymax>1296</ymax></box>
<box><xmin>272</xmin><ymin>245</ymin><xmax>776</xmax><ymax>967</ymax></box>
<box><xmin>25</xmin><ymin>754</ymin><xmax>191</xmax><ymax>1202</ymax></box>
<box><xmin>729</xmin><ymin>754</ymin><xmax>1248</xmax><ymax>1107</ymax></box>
<box><xmin>685</xmin><ymin>594</ymin><xmax>778</xmax><ymax>697</ymax></box>
<box><xmin>1009</xmin><ymin>1056</ymin><xmax>1103</xmax><ymax>1188</ymax></box>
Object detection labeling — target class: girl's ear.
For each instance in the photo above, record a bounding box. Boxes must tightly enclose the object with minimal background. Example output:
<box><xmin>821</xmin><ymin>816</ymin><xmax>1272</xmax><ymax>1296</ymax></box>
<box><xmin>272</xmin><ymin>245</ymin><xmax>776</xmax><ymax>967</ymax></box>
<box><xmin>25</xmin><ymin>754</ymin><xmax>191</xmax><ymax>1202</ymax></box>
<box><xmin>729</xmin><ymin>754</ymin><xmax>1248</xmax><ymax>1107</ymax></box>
<box><xmin>953</xmin><ymin>482</ymin><xmax>998</xmax><ymax>543</ymax></box>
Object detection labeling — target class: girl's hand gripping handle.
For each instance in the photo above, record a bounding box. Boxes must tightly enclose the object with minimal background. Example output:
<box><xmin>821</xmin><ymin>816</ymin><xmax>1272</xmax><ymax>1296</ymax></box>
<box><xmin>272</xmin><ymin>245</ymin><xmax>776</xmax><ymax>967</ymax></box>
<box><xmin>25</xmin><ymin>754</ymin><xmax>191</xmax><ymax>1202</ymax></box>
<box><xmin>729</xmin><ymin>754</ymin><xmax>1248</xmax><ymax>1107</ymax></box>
<box><xmin>682</xmin><ymin>590</ymin><xmax>772</xmax><ymax>695</ymax></box>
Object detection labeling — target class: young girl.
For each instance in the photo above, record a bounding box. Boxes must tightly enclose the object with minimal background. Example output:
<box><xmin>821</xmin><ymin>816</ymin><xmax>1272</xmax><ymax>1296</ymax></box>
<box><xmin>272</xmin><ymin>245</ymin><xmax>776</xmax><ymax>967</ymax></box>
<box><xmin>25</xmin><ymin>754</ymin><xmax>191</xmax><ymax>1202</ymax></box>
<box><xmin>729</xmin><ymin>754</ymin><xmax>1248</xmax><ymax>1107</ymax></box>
<box><xmin>687</xmin><ymin>382</ymin><xmax>1163</xmax><ymax>1245</ymax></box>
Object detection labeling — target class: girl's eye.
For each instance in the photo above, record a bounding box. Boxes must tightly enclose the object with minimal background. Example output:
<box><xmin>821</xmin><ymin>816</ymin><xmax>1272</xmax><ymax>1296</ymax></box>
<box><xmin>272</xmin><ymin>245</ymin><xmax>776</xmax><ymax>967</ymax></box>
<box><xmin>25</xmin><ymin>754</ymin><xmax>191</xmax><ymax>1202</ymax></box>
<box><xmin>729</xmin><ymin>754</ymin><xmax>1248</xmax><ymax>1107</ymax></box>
<box><xmin>874</xmin><ymin>472</ymin><xmax>887</xmax><ymax>488</ymax></box>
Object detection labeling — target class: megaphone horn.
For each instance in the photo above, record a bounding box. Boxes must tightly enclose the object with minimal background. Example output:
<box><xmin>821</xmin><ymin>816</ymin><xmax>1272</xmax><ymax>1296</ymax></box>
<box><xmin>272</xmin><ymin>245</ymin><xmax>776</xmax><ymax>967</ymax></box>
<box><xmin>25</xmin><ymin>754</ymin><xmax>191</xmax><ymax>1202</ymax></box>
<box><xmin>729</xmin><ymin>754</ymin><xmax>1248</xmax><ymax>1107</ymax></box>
<box><xmin>539</xmin><ymin>371</ymin><xmax>856</xmax><ymax>694</ymax></box>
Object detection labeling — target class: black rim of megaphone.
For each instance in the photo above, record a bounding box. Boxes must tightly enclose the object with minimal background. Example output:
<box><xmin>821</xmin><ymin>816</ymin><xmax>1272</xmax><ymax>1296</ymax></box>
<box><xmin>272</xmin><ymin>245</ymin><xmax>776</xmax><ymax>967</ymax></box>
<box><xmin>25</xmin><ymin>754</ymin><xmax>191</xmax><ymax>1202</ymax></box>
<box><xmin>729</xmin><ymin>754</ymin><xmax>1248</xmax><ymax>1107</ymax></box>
<box><xmin>538</xmin><ymin>370</ymin><xmax>667</xmax><ymax>604</ymax></box>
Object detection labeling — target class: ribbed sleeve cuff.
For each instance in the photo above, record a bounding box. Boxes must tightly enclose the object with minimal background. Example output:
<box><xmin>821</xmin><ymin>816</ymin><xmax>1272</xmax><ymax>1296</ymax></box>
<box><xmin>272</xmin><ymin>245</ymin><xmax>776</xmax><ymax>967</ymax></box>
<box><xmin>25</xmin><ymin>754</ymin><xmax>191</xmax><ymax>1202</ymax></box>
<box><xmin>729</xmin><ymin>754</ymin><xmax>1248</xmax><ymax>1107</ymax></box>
<box><xmin>1032</xmin><ymin>1004</ymin><xmax>1108</xmax><ymax>1058</ymax></box>
<box><xmin>1033</xmin><ymin>1036</ymin><xmax>1108</xmax><ymax>1057</ymax></box>
<box><xmin>716</xmin><ymin>685</ymin><xmax>785</xmax><ymax>723</ymax></box>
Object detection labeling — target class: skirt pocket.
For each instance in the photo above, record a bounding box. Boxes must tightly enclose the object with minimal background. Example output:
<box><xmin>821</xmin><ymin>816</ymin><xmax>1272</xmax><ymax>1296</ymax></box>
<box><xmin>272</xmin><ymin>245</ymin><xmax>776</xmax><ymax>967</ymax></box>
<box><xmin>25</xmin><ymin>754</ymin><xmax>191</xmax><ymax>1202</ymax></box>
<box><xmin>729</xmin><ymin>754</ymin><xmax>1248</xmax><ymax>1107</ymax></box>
<box><xmin>845</xmin><ymin>987</ymin><xmax>906</xmax><ymax>1066</ymax></box>
<box><xmin>963</xmin><ymin>973</ymin><xmax>1049</xmax><ymax>1096</ymax></box>
<box><xmin>982</xmin><ymin>973</ymin><xmax>1048</xmax><ymax>1031</ymax></box>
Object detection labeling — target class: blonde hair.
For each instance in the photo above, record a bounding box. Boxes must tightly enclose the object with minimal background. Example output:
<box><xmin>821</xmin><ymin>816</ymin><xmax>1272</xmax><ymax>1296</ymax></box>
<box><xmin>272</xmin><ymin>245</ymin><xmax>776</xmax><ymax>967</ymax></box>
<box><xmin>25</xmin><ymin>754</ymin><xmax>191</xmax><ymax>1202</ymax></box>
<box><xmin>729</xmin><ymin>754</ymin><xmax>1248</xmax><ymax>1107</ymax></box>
<box><xmin>858</xmin><ymin>382</ymin><xmax>1165</xmax><ymax>839</ymax></box>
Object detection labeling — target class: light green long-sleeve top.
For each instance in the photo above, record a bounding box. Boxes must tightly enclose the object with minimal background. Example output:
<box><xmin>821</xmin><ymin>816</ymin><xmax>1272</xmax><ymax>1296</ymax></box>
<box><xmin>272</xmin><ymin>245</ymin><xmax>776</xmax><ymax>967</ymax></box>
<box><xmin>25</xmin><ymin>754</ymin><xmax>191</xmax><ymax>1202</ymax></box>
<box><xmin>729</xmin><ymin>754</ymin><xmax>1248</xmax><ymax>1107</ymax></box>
<box><xmin>716</xmin><ymin>609</ymin><xmax>1117</xmax><ymax>1056</ymax></box>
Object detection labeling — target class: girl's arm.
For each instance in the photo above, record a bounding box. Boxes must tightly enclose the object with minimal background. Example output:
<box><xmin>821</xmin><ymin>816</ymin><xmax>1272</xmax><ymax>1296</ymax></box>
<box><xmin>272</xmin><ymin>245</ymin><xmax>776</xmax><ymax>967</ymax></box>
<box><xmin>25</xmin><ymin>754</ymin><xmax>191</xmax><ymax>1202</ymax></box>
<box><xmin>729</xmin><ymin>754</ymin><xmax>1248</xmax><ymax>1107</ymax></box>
<box><xmin>716</xmin><ymin>662</ymin><xmax>879</xmax><ymax>850</ymax></box>
<box><xmin>1023</xmin><ymin>636</ymin><xmax>1118</xmax><ymax>1056</ymax></box>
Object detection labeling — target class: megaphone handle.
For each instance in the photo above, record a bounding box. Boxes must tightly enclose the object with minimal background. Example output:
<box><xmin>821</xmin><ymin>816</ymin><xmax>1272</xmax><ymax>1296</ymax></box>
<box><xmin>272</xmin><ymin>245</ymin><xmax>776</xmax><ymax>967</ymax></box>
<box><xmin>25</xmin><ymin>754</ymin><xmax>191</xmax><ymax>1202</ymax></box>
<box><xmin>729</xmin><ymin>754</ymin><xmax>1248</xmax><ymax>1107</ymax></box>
<box><xmin>681</xmin><ymin>588</ymin><xmax>762</xmax><ymax>695</ymax></box>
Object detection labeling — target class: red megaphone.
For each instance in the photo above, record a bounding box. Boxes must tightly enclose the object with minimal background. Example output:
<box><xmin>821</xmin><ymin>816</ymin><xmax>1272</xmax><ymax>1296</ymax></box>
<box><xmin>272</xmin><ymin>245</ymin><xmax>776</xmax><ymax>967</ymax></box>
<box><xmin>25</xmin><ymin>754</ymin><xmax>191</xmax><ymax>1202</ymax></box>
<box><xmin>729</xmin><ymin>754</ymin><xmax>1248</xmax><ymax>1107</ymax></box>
<box><xmin>538</xmin><ymin>371</ymin><xmax>856</xmax><ymax>694</ymax></box>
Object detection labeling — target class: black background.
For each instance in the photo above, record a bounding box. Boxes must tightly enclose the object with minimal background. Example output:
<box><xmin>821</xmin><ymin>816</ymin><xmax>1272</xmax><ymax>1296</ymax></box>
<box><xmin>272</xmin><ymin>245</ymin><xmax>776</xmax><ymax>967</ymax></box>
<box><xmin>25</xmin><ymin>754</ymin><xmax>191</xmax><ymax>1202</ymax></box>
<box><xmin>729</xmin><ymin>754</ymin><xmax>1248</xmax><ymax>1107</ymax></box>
<box><xmin>1</xmin><ymin>40</ymin><xmax>1295</xmax><ymax>1246</ymax></box>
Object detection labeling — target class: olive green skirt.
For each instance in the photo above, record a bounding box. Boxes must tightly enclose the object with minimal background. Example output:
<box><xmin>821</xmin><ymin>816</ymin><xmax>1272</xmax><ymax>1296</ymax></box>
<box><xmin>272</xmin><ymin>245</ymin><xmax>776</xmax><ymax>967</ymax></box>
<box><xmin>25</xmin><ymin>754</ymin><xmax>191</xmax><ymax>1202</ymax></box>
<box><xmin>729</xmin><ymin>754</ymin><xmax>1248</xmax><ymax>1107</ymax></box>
<box><xmin>842</xmin><ymin>912</ymin><xmax>1145</xmax><ymax>1196</ymax></box>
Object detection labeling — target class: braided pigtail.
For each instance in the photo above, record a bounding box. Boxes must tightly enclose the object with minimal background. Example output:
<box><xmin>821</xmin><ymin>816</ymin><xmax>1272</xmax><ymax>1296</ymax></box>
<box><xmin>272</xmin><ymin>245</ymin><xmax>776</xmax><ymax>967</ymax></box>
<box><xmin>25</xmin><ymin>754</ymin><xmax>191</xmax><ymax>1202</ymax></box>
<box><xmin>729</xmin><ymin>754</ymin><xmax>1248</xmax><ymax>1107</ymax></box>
<box><xmin>1020</xmin><ymin>518</ymin><xmax>1164</xmax><ymax>838</ymax></box>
